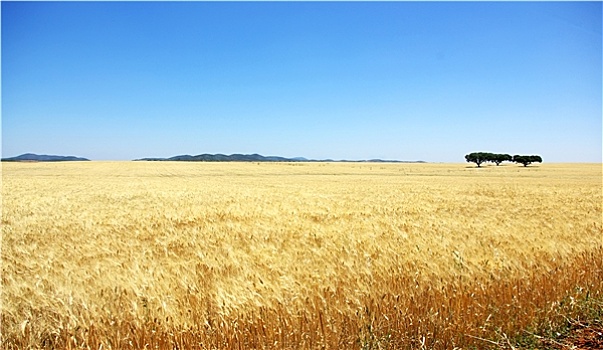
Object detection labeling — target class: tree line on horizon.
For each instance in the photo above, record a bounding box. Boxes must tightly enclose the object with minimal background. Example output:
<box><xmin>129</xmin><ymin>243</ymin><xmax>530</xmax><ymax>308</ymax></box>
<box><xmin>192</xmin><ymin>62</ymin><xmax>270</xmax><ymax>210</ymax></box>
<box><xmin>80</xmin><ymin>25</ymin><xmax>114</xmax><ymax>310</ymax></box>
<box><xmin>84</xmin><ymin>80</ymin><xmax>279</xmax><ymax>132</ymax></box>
<box><xmin>465</xmin><ymin>152</ymin><xmax>542</xmax><ymax>167</ymax></box>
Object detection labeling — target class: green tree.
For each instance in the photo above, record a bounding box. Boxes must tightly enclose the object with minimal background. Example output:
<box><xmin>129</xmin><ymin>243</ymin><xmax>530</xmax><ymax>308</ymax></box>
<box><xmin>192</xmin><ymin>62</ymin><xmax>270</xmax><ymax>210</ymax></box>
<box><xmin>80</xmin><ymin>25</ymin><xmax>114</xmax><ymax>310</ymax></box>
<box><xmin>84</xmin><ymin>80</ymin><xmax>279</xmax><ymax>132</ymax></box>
<box><xmin>465</xmin><ymin>152</ymin><xmax>494</xmax><ymax>167</ymax></box>
<box><xmin>492</xmin><ymin>153</ymin><xmax>513</xmax><ymax>166</ymax></box>
<box><xmin>513</xmin><ymin>155</ymin><xmax>542</xmax><ymax>167</ymax></box>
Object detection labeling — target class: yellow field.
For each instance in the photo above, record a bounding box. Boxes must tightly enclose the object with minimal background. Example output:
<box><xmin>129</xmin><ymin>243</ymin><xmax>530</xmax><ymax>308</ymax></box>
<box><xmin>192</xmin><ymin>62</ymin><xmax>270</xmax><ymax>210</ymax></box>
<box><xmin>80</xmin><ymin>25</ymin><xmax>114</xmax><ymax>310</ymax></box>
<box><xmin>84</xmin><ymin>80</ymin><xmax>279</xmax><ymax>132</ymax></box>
<box><xmin>2</xmin><ymin>162</ymin><xmax>602</xmax><ymax>349</ymax></box>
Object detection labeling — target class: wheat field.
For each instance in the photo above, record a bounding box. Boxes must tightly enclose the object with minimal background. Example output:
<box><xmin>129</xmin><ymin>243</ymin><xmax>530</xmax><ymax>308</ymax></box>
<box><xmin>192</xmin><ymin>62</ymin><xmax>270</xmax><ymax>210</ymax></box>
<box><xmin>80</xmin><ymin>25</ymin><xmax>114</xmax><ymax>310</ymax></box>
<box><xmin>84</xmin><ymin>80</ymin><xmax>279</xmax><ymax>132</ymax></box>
<box><xmin>1</xmin><ymin>161</ymin><xmax>601</xmax><ymax>349</ymax></box>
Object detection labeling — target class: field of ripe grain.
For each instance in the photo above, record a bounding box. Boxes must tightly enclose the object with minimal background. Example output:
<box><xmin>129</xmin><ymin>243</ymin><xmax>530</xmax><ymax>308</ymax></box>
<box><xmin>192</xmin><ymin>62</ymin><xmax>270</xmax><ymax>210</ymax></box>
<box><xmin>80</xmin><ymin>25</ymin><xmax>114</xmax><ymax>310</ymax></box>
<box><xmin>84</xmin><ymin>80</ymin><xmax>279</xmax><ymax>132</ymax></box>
<box><xmin>2</xmin><ymin>162</ymin><xmax>602</xmax><ymax>349</ymax></box>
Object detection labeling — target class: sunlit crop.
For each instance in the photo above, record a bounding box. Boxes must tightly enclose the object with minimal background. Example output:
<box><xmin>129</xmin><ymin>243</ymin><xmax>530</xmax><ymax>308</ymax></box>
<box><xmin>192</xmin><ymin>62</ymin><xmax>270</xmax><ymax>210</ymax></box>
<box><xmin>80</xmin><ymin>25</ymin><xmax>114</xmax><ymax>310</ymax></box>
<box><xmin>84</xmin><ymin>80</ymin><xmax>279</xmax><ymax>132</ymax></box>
<box><xmin>2</xmin><ymin>162</ymin><xmax>601</xmax><ymax>349</ymax></box>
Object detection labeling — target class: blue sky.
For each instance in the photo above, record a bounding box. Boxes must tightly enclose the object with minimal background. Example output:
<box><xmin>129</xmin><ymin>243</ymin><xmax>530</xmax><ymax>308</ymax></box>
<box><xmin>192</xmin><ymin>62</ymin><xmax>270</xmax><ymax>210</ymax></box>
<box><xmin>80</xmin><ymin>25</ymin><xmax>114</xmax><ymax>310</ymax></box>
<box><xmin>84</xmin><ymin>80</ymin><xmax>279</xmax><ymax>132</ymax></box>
<box><xmin>2</xmin><ymin>2</ymin><xmax>601</xmax><ymax>162</ymax></box>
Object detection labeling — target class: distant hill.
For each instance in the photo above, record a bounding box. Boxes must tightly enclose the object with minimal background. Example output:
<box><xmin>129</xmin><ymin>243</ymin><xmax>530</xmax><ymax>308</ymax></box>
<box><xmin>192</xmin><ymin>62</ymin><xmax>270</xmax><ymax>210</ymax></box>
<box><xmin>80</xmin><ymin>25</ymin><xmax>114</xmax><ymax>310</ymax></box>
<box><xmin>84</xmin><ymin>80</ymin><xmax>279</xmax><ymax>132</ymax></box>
<box><xmin>1</xmin><ymin>153</ymin><xmax>90</xmax><ymax>162</ymax></box>
<box><xmin>137</xmin><ymin>153</ymin><xmax>302</xmax><ymax>162</ymax></box>
<box><xmin>135</xmin><ymin>153</ymin><xmax>425</xmax><ymax>163</ymax></box>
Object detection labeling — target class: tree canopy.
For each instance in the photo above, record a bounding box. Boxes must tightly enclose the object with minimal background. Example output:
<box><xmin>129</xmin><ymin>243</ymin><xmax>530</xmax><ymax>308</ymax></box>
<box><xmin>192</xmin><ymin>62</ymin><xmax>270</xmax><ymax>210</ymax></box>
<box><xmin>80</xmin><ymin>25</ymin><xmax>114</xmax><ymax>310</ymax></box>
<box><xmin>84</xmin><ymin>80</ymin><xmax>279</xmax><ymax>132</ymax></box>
<box><xmin>491</xmin><ymin>153</ymin><xmax>513</xmax><ymax>166</ymax></box>
<box><xmin>512</xmin><ymin>155</ymin><xmax>542</xmax><ymax>167</ymax></box>
<box><xmin>464</xmin><ymin>152</ymin><xmax>493</xmax><ymax>167</ymax></box>
<box><xmin>465</xmin><ymin>152</ymin><xmax>542</xmax><ymax>167</ymax></box>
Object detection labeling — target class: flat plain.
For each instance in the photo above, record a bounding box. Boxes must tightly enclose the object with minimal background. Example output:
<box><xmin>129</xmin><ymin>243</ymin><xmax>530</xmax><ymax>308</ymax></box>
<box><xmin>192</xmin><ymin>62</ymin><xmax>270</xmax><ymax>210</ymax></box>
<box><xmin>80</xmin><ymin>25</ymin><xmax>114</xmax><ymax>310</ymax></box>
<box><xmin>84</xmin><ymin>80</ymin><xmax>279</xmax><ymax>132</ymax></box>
<box><xmin>2</xmin><ymin>162</ymin><xmax>601</xmax><ymax>349</ymax></box>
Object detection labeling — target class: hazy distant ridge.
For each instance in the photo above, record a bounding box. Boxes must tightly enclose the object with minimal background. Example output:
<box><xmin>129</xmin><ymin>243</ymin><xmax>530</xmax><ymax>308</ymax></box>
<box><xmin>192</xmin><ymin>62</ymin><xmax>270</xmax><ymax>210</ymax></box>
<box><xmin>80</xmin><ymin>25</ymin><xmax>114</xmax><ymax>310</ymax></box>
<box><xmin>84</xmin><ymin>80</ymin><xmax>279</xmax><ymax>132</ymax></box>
<box><xmin>135</xmin><ymin>153</ymin><xmax>425</xmax><ymax>163</ymax></box>
<box><xmin>1</xmin><ymin>153</ymin><xmax>90</xmax><ymax>162</ymax></box>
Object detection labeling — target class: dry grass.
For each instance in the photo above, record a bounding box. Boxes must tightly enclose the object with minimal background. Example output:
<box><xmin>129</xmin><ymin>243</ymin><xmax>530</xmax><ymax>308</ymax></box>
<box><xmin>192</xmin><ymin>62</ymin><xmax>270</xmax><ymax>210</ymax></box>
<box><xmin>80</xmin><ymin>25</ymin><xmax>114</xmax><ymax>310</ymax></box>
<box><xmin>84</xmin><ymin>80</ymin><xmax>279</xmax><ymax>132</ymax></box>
<box><xmin>1</xmin><ymin>161</ymin><xmax>601</xmax><ymax>349</ymax></box>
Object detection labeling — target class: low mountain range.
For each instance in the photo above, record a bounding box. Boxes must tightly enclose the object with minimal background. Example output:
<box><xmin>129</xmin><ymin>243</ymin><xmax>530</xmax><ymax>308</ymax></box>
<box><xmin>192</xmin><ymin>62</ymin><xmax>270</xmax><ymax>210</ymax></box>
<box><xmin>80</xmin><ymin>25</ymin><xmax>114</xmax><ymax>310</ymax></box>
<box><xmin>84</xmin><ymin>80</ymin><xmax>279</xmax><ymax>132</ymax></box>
<box><xmin>135</xmin><ymin>153</ymin><xmax>425</xmax><ymax>163</ymax></box>
<box><xmin>1</xmin><ymin>153</ymin><xmax>90</xmax><ymax>162</ymax></box>
<box><xmin>1</xmin><ymin>152</ymin><xmax>425</xmax><ymax>163</ymax></box>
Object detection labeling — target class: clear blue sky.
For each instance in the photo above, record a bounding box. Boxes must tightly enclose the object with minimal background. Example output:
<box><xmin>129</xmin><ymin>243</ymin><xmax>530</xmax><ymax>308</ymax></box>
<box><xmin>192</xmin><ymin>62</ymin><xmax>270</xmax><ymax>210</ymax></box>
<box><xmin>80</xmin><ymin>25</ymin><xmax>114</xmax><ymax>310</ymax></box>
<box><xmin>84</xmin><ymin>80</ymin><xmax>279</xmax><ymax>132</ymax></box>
<box><xmin>2</xmin><ymin>1</ymin><xmax>601</xmax><ymax>162</ymax></box>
